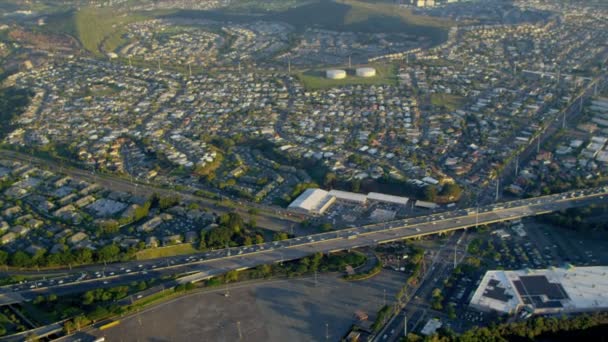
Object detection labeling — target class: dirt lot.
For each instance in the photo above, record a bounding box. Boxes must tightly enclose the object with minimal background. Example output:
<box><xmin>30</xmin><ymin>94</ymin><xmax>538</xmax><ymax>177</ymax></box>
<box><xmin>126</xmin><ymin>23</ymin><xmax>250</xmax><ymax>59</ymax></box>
<box><xmin>91</xmin><ymin>270</ymin><xmax>407</xmax><ymax>342</ymax></box>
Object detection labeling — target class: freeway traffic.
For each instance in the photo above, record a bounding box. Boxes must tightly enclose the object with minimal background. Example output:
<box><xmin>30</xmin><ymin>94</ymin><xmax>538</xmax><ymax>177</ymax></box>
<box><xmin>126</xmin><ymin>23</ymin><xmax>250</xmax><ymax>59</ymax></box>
<box><xmin>1</xmin><ymin>186</ymin><xmax>607</xmax><ymax>304</ymax></box>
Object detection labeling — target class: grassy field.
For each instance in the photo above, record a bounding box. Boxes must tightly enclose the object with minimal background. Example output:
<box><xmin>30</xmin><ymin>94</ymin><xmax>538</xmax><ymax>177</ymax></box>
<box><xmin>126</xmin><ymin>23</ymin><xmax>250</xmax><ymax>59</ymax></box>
<box><xmin>224</xmin><ymin>0</ymin><xmax>315</xmax><ymax>13</ymax></box>
<box><xmin>296</xmin><ymin>63</ymin><xmax>397</xmax><ymax>90</ymax></box>
<box><xmin>40</xmin><ymin>8</ymin><xmax>146</xmax><ymax>55</ymax></box>
<box><xmin>430</xmin><ymin>93</ymin><xmax>466</xmax><ymax>111</ymax></box>
<box><xmin>135</xmin><ymin>243</ymin><xmax>198</xmax><ymax>260</ymax></box>
<box><xmin>74</xmin><ymin>8</ymin><xmax>151</xmax><ymax>55</ymax></box>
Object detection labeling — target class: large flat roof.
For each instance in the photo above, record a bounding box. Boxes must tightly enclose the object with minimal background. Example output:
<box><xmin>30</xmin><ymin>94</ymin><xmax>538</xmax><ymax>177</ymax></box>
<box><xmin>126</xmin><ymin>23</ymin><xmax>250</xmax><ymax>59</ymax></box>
<box><xmin>470</xmin><ymin>266</ymin><xmax>608</xmax><ymax>314</ymax></box>
<box><xmin>367</xmin><ymin>192</ymin><xmax>409</xmax><ymax>205</ymax></box>
<box><xmin>288</xmin><ymin>188</ymin><xmax>333</xmax><ymax>213</ymax></box>
<box><xmin>328</xmin><ymin>190</ymin><xmax>368</xmax><ymax>203</ymax></box>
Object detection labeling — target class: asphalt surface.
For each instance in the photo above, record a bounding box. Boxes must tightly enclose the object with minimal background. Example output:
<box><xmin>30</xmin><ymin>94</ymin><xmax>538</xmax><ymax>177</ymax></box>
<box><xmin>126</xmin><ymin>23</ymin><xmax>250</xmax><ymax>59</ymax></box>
<box><xmin>1</xmin><ymin>186</ymin><xmax>606</xmax><ymax>305</ymax></box>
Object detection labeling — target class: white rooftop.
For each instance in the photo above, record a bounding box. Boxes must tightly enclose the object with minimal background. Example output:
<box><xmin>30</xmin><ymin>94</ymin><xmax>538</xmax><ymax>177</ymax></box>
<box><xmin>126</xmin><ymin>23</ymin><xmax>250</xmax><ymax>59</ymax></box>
<box><xmin>328</xmin><ymin>189</ymin><xmax>368</xmax><ymax>203</ymax></box>
<box><xmin>367</xmin><ymin>192</ymin><xmax>409</xmax><ymax>205</ymax></box>
<box><xmin>288</xmin><ymin>188</ymin><xmax>334</xmax><ymax>213</ymax></box>
<box><xmin>470</xmin><ymin>266</ymin><xmax>608</xmax><ymax>315</ymax></box>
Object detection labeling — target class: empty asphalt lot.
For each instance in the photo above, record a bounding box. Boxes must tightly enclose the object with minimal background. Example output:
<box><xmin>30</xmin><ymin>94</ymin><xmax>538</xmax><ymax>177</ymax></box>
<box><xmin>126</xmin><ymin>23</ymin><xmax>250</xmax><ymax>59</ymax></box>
<box><xmin>91</xmin><ymin>271</ymin><xmax>407</xmax><ymax>342</ymax></box>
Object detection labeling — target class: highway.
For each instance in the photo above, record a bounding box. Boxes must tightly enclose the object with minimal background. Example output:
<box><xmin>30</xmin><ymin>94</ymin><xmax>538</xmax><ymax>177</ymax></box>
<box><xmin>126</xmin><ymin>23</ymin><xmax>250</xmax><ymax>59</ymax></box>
<box><xmin>1</xmin><ymin>186</ymin><xmax>606</xmax><ymax>305</ymax></box>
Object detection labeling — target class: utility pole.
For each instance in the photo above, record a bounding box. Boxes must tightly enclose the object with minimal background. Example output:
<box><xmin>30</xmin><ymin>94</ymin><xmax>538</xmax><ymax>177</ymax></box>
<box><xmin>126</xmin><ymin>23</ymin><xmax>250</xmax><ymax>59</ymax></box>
<box><xmin>594</xmin><ymin>82</ymin><xmax>598</xmax><ymax>96</ymax></box>
<box><xmin>495</xmin><ymin>177</ymin><xmax>500</xmax><ymax>202</ymax></box>
<box><xmin>515</xmin><ymin>155</ymin><xmax>519</xmax><ymax>177</ymax></box>
<box><xmin>238</xmin><ymin>61</ymin><xmax>241</xmax><ymax>74</ymax></box>
<box><xmin>562</xmin><ymin>111</ymin><xmax>566</xmax><ymax>129</ymax></box>
<box><xmin>325</xmin><ymin>323</ymin><xmax>329</xmax><ymax>340</ymax></box>
<box><xmin>158</xmin><ymin>59</ymin><xmax>162</xmax><ymax>72</ymax></box>
<box><xmin>404</xmin><ymin>315</ymin><xmax>407</xmax><ymax>337</ymax></box>
<box><xmin>237</xmin><ymin>321</ymin><xmax>242</xmax><ymax>340</ymax></box>
<box><xmin>287</xmin><ymin>56</ymin><xmax>291</xmax><ymax>74</ymax></box>
<box><xmin>348</xmin><ymin>55</ymin><xmax>352</xmax><ymax>68</ymax></box>
<box><xmin>383</xmin><ymin>289</ymin><xmax>387</xmax><ymax>307</ymax></box>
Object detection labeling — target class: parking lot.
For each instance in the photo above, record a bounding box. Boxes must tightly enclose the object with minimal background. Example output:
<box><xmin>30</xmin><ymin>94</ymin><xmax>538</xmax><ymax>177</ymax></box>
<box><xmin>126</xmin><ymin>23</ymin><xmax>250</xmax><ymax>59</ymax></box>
<box><xmin>92</xmin><ymin>270</ymin><xmax>407</xmax><ymax>342</ymax></box>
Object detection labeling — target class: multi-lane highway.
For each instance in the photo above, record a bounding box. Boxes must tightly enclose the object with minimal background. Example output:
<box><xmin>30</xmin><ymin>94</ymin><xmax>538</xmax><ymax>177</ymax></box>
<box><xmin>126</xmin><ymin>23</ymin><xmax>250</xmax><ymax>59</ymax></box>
<box><xmin>1</xmin><ymin>186</ymin><xmax>607</xmax><ymax>305</ymax></box>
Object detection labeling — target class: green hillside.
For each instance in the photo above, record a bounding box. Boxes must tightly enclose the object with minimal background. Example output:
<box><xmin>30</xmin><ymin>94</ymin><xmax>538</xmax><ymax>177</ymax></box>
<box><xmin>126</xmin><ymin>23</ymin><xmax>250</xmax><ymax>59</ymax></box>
<box><xmin>168</xmin><ymin>0</ymin><xmax>454</xmax><ymax>43</ymax></box>
<box><xmin>43</xmin><ymin>8</ymin><xmax>154</xmax><ymax>56</ymax></box>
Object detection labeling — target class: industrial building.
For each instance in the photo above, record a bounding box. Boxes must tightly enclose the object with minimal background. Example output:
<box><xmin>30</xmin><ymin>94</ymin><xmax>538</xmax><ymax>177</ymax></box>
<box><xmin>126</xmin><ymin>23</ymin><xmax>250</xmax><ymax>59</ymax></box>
<box><xmin>288</xmin><ymin>188</ymin><xmax>411</xmax><ymax>215</ymax></box>
<box><xmin>329</xmin><ymin>189</ymin><xmax>368</xmax><ymax>205</ymax></box>
<box><xmin>415</xmin><ymin>200</ymin><xmax>439</xmax><ymax>209</ymax></box>
<box><xmin>367</xmin><ymin>192</ymin><xmax>409</xmax><ymax>206</ymax></box>
<box><xmin>469</xmin><ymin>266</ymin><xmax>608</xmax><ymax>315</ymax></box>
<box><xmin>326</xmin><ymin>69</ymin><xmax>347</xmax><ymax>80</ymax></box>
<box><xmin>287</xmin><ymin>188</ymin><xmax>335</xmax><ymax>215</ymax></box>
<box><xmin>356</xmin><ymin>67</ymin><xmax>376</xmax><ymax>78</ymax></box>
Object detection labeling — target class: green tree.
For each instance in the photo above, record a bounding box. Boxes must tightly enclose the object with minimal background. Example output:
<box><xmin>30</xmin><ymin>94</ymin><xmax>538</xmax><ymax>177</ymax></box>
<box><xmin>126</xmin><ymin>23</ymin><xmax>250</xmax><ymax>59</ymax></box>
<box><xmin>423</xmin><ymin>186</ymin><xmax>437</xmax><ymax>201</ymax></box>
<box><xmin>96</xmin><ymin>244</ymin><xmax>120</xmax><ymax>262</ymax></box>
<box><xmin>0</xmin><ymin>250</ymin><xmax>8</xmax><ymax>265</ymax></box>
<box><xmin>225</xmin><ymin>270</ymin><xmax>238</xmax><ymax>283</ymax></box>
<box><xmin>273</xmin><ymin>232</ymin><xmax>289</xmax><ymax>241</ymax></box>
<box><xmin>10</xmin><ymin>251</ymin><xmax>32</xmax><ymax>267</ymax></box>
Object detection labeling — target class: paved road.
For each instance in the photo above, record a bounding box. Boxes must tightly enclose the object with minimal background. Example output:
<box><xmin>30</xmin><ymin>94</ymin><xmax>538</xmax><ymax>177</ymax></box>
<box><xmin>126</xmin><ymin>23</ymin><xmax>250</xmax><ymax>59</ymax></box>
<box><xmin>0</xmin><ymin>149</ymin><xmax>304</xmax><ymax>233</ymax></box>
<box><xmin>1</xmin><ymin>186</ymin><xmax>606</xmax><ymax>305</ymax></box>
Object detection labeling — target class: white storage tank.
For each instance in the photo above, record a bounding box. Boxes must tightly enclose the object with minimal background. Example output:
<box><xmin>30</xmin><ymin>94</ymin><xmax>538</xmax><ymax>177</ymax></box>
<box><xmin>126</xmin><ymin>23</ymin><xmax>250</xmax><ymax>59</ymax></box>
<box><xmin>356</xmin><ymin>67</ymin><xmax>377</xmax><ymax>77</ymax></box>
<box><xmin>326</xmin><ymin>69</ymin><xmax>347</xmax><ymax>79</ymax></box>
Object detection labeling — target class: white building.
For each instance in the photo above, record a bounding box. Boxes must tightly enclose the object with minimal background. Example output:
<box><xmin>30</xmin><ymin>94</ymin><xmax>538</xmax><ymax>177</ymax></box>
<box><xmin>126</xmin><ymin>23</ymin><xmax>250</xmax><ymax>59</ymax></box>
<box><xmin>470</xmin><ymin>266</ymin><xmax>608</xmax><ymax>315</ymax></box>
<box><xmin>328</xmin><ymin>189</ymin><xmax>368</xmax><ymax>205</ymax></box>
<box><xmin>415</xmin><ymin>200</ymin><xmax>439</xmax><ymax>209</ymax></box>
<box><xmin>288</xmin><ymin>188</ymin><xmax>336</xmax><ymax>215</ymax></box>
<box><xmin>367</xmin><ymin>192</ymin><xmax>409</xmax><ymax>206</ymax></box>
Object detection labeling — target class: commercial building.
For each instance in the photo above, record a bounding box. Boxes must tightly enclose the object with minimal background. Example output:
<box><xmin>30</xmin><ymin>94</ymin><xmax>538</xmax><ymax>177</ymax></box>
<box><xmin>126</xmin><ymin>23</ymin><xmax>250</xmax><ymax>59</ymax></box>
<box><xmin>470</xmin><ymin>266</ymin><xmax>608</xmax><ymax>315</ymax></box>
<box><xmin>289</xmin><ymin>188</ymin><xmax>411</xmax><ymax>214</ymax></box>
<box><xmin>367</xmin><ymin>192</ymin><xmax>409</xmax><ymax>206</ymax></box>
<box><xmin>415</xmin><ymin>200</ymin><xmax>439</xmax><ymax>209</ymax></box>
<box><xmin>288</xmin><ymin>188</ymin><xmax>336</xmax><ymax>215</ymax></box>
<box><xmin>329</xmin><ymin>189</ymin><xmax>368</xmax><ymax>205</ymax></box>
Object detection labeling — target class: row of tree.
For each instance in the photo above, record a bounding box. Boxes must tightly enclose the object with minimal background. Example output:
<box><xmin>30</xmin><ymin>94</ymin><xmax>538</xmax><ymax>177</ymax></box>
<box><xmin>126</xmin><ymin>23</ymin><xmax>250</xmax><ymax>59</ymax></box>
<box><xmin>0</xmin><ymin>243</ymin><xmax>125</xmax><ymax>268</ymax></box>
<box><xmin>408</xmin><ymin>312</ymin><xmax>608</xmax><ymax>342</ymax></box>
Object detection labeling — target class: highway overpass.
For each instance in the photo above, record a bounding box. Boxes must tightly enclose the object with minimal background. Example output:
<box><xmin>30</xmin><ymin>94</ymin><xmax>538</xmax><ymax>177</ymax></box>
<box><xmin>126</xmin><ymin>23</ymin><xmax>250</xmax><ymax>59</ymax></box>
<box><xmin>1</xmin><ymin>186</ymin><xmax>607</xmax><ymax>305</ymax></box>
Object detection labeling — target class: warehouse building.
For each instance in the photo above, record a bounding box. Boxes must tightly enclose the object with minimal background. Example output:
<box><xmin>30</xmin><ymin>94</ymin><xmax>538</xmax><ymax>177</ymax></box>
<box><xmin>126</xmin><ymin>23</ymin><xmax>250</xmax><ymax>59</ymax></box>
<box><xmin>288</xmin><ymin>188</ymin><xmax>336</xmax><ymax>215</ymax></box>
<box><xmin>470</xmin><ymin>266</ymin><xmax>608</xmax><ymax>315</ymax></box>
<box><xmin>329</xmin><ymin>189</ymin><xmax>368</xmax><ymax>205</ymax></box>
<box><xmin>289</xmin><ymin>188</ymin><xmax>411</xmax><ymax>215</ymax></box>
<box><xmin>367</xmin><ymin>192</ymin><xmax>409</xmax><ymax>206</ymax></box>
<box><xmin>415</xmin><ymin>200</ymin><xmax>439</xmax><ymax>210</ymax></box>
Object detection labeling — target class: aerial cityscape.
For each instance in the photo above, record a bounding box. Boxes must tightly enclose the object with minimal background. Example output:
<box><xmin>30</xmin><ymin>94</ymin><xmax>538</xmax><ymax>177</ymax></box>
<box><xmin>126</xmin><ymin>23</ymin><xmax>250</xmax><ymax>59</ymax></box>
<box><xmin>0</xmin><ymin>0</ymin><xmax>606</xmax><ymax>341</ymax></box>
